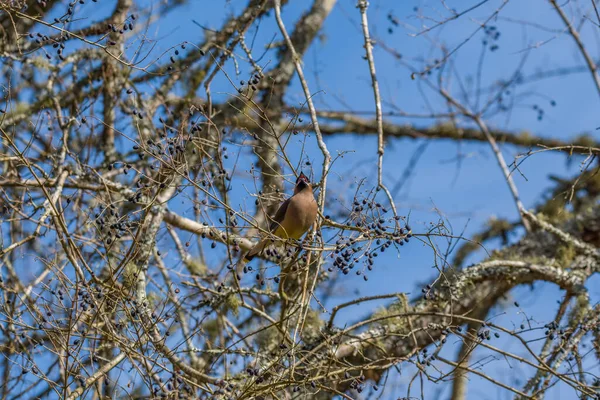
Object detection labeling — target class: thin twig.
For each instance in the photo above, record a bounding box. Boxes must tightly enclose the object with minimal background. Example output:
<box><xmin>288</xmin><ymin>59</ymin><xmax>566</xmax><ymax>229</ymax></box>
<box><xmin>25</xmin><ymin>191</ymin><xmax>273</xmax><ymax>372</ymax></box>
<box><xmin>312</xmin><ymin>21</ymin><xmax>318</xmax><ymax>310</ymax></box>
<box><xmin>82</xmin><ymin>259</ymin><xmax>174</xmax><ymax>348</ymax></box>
<box><xmin>550</xmin><ymin>0</ymin><xmax>600</xmax><ymax>100</ymax></box>
<box><xmin>358</xmin><ymin>0</ymin><xmax>399</xmax><ymax>219</ymax></box>
<box><xmin>273</xmin><ymin>0</ymin><xmax>332</xmax><ymax>215</ymax></box>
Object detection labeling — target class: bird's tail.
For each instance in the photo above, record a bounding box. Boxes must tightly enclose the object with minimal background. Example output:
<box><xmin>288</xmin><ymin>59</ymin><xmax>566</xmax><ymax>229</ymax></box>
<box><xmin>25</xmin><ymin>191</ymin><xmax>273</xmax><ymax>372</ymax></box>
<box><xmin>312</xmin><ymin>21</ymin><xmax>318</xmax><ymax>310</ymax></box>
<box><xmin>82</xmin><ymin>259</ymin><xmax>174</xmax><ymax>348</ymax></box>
<box><xmin>244</xmin><ymin>238</ymin><xmax>268</xmax><ymax>262</ymax></box>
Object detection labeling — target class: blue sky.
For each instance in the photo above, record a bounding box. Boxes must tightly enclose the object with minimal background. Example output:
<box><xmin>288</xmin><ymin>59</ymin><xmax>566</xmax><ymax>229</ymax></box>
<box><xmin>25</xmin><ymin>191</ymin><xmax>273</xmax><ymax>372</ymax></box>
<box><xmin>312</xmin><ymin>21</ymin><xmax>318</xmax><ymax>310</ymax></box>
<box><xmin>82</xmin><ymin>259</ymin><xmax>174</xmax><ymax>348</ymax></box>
<box><xmin>125</xmin><ymin>0</ymin><xmax>599</xmax><ymax>398</ymax></box>
<box><xmin>6</xmin><ymin>0</ymin><xmax>600</xmax><ymax>398</ymax></box>
<box><xmin>149</xmin><ymin>1</ymin><xmax>597</xmax><ymax>398</ymax></box>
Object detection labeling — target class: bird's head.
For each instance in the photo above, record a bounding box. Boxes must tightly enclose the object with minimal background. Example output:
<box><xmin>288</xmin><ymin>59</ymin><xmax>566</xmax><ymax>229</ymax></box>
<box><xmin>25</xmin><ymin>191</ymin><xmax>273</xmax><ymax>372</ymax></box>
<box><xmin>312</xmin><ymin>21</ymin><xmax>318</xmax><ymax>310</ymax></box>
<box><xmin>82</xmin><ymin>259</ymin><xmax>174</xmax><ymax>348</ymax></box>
<box><xmin>294</xmin><ymin>172</ymin><xmax>311</xmax><ymax>193</ymax></box>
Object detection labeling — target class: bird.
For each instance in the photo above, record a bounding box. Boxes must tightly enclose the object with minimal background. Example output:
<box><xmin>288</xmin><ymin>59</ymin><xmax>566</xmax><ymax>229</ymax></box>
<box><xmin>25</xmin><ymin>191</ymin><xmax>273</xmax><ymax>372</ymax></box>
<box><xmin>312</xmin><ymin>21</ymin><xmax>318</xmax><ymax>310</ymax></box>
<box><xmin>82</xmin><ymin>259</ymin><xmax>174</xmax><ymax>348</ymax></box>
<box><xmin>244</xmin><ymin>172</ymin><xmax>318</xmax><ymax>261</ymax></box>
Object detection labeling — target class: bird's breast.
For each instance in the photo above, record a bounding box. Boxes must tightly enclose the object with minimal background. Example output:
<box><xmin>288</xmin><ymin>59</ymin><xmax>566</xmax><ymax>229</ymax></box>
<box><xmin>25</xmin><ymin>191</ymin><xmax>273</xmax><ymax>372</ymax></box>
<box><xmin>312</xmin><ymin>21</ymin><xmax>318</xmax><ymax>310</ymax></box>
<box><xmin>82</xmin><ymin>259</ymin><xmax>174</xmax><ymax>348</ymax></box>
<box><xmin>276</xmin><ymin>194</ymin><xmax>317</xmax><ymax>239</ymax></box>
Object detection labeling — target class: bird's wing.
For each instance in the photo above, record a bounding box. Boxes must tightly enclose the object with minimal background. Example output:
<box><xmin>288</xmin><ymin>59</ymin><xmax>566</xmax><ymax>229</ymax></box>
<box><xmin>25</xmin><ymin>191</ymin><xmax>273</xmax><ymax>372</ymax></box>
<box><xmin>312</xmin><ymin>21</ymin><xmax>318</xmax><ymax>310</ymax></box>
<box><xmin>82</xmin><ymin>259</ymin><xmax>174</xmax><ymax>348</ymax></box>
<box><xmin>269</xmin><ymin>196</ymin><xmax>291</xmax><ymax>232</ymax></box>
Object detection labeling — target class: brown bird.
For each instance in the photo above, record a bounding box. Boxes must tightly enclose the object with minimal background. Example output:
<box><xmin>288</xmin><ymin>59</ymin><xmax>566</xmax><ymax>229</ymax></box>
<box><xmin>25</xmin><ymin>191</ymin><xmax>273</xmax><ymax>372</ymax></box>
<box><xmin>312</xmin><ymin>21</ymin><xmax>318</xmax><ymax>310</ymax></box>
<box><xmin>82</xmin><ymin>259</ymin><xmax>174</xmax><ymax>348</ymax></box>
<box><xmin>244</xmin><ymin>172</ymin><xmax>318</xmax><ymax>261</ymax></box>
